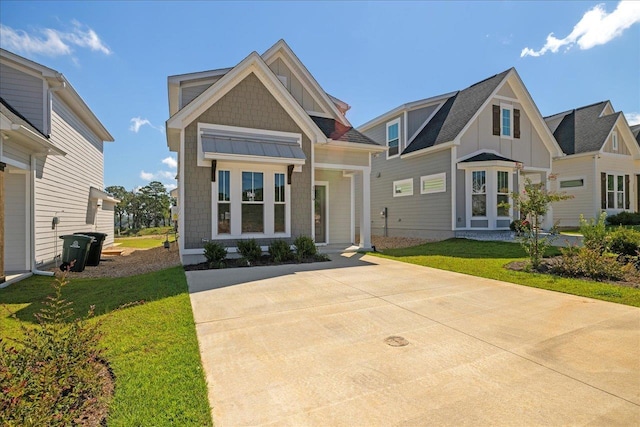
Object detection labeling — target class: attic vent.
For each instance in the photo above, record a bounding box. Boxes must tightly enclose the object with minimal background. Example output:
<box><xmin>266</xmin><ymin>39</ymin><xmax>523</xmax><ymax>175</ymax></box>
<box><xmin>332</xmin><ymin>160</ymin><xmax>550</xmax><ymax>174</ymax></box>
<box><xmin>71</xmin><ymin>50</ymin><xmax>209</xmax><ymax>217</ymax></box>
<box><xmin>277</xmin><ymin>75</ymin><xmax>288</xmax><ymax>87</ymax></box>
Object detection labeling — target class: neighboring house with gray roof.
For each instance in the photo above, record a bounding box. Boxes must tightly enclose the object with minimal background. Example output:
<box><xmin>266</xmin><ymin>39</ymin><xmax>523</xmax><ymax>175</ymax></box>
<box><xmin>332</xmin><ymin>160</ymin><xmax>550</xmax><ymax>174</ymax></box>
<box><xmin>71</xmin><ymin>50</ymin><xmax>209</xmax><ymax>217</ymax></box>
<box><xmin>546</xmin><ymin>101</ymin><xmax>640</xmax><ymax>226</ymax></box>
<box><xmin>1</xmin><ymin>49</ymin><xmax>117</xmax><ymax>286</ymax></box>
<box><xmin>166</xmin><ymin>40</ymin><xmax>384</xmax><ymax>265</ymax></box>
<box><xmin>357</xmin><ymin>68</ymin><xmax>563</xmax><ymax>240</ymax></box>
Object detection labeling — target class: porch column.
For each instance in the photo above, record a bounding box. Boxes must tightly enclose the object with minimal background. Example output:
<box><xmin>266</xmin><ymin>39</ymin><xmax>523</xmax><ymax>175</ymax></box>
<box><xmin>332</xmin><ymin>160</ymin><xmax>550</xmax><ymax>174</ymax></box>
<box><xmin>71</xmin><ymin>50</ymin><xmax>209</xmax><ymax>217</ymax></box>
<box><xmin>0</xmin><ymin>162</ymin><xmax>5</xmax><ymax>283</ymax></box>
<box><xmin>542</xmin><ymin>171</ymin><xmax>554</xmax><ymax>230</ymax></box>
<box><xmin>359</xmin><ymin>167</ymin><xmax>371</xmax><ymax>249</ymax></box>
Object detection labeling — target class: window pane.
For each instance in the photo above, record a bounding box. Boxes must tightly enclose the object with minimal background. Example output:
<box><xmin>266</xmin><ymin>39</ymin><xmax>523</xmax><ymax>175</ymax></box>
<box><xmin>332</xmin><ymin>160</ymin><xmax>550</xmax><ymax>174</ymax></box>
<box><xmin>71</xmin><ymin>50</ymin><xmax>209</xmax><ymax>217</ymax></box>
<box><xmin>274</xmin><ymin>204</ymin><xmax>285</xmax><ymax>233</ymax></box>
<box><xmin>275</xmin><ymin>173</ymin><xmax>285</xmax><ymax>202</ymax></box>
<box><xmin>497</xmin><ymin>194</ymin><xmax>509</xmax><ymax>216</ymax></box>
<box><xmin>218</xmin><ymin>203</ymin><xmax>230</xmax><ymax>234</ymax></box>
<box><xmin>388</xmin><ymin>142</ymin><xmax>399</xmax><ymax>156</ymax></box>
<box><xmin>242</xmin><ymin>204</ymin><xmax>263</xmax><ymax>233</ymax></box>
<box><xmin>472</xmin><ymin>171</ymin><xmax>486</xmax><ymax>194</ymax></box>
<box><xmin>502</xmin><ymin>109</ymin><xmax>511</xmax><ymax>136</ymax></box>
<box><xmin>472</xmin><ymin>194</ymin><xmax>486</xmax><ymax>216</ymax></box>
<box><xmin>608</xmin><ymin>175</ymin><xmax>614</xmax><ymax>191</ymax></box>
<box><xmin>497</xmin><ymin>171</ymin><xmax>509</xmax><ymax>193</ymax></box>
<box><xmin>617</xmin><ymin>175</ymin><xmax>624</xmax><ymax>191</ymax></box>
<box><xmin>607</xmin><ymin>192</ymin><xmax>615</xmax><ymax>209</ymax></box>
<box><xmin>388</xmin><ymin>123</ymin><xmax>398</xmax><ymax>140</ymax></box>
<box><xmin>218</xmin><ymin>170</ymin><xmax>230</xmax><ymax>201</ymax></box>
<box><xmin>617</xmin><ymin>193</ymin><xmax>624</xmax><ymax>208</ymax></box>
<box><xmin>560</xmin><ymin>179</ymin><xmax>584</xmax><ymax>188</ymax></box>
<box><xmin>242</xmin><ymin>172</ymin><xmax>264</xmax><ymax>202</ymax></box>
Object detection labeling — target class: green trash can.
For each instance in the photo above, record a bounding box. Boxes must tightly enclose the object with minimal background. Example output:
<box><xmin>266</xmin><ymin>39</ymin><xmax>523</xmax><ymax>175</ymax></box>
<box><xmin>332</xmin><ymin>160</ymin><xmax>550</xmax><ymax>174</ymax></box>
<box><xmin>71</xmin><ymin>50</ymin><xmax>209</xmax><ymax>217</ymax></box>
<box><xmin>59</xmin><ymin>234</ymin><xmax>94</xmax><ymax>272</ymax></box>
<box><xmin>74</xmin><ymin>232</ymin><xmax>107</xmax><ymax>266</ymax></box>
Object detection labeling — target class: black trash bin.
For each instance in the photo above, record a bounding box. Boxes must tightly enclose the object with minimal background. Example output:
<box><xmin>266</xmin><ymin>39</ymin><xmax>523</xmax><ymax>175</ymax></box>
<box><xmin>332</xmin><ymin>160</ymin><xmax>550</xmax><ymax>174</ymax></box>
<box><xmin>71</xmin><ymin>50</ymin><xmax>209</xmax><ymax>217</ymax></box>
<box><xmin>59</xmin><ymin>234</ymin><xmax>94</xmax><ymax>272</ymax></box>
<box><xmin>74</xmin><ymin>232</ymin><xmax>108</xmax><ymax>266</ymax></box>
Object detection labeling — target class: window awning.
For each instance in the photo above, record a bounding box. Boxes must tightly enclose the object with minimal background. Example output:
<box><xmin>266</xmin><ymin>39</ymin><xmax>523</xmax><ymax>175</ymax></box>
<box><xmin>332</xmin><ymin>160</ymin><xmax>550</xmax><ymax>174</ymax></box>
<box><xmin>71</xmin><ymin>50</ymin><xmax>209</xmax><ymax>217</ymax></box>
<box><xmin>201</xmin><ymin>135</ymin><xmax>306</xmax><ymax>165</ymax></box>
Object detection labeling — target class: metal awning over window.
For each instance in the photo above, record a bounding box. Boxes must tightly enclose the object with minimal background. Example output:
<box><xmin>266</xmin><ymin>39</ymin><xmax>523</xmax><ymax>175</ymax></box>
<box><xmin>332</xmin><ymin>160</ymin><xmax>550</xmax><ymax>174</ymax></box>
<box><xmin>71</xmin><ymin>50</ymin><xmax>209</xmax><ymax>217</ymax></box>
<box><xmin>201</xmin><ymin>134</ymin><xmax>306</xmax><ymax>165</ymax></box>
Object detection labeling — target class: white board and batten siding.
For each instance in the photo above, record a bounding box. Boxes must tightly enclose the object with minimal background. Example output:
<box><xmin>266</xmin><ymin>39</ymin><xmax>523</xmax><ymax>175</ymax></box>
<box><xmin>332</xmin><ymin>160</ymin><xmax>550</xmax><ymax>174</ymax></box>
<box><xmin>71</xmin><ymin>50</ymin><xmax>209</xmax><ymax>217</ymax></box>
<box><xmin>0</xmin><ymin>62</ymin><xmax>45</xmax><ymax>133</ymax></box>
<box><xmin>32</xmin><ymin>94</ymin><xmax>113</xmax><ymax>267</ymax></box>
<box><xmin>4</xmin><ymin>171</ymin><xmax>29</xmax><ymax>272</ymax></box>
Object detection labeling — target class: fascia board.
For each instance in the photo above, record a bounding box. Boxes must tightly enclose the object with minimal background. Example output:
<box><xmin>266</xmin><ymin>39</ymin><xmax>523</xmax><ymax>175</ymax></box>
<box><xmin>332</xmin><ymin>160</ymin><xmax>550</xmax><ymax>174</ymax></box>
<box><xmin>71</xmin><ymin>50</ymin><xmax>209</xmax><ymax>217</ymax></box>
<box><xmin>400</xmin><ymin>142</ymin><xmax>454</xmax><ymax>159</ymax></box>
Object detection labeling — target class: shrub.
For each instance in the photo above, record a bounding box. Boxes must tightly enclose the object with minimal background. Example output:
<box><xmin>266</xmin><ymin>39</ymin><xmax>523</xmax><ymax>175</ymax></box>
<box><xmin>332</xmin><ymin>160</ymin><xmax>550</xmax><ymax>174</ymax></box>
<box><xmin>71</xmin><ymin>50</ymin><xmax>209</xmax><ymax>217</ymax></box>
<box><xmin>293</xmin><ymin>235</ymin><xmax>317</xmax><ymax>261</ymax></box>
<box><xmin>606</xmin><ymin>211</ymin><xmax>640</xmax><ymax>226</ymax></box>
<box><xmin>236</xmin><ymin>239</ymin><xmax>262</xmax><ymax>263</ymax></box>
<box><xmin>0</xmin><ymin>273</ymin><xmax>107</xmax><ymax>426</ymax></box>
<box><xmin>203</xmin><ymin>241</ymin><xmax>227</xmax><ymax>267</ymax></box>
<box><xmin>268</xmin><ymin>239</ymin><xmax>292</xmax><ymax>263</ymax></box>
<box><xmin>579</xmin><ymin>212</ymin><xmax>608</xmax><ymax>254</ymax></box>
<box><xmin>608</xmin><ymin>227</ymin><xmax>640</xmax><ymax>256</ymax></box>
<box><xmin>553</xmin><ymin>246</ymin><xmax>627</xmax><ymax>281</ymax></box>
<box><xmin>509</xmin><ymin>219</ymin><xmax>531</xmax><ymax>234</ymax></box>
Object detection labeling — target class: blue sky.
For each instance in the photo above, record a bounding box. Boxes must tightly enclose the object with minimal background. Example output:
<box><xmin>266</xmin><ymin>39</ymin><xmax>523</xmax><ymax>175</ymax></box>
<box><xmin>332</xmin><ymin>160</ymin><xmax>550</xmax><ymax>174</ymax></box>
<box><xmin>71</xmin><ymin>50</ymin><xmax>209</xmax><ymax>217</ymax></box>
<box><xmin>2</xmin><ymin>1</ymin><xmax>639</xmax><ymax>192</ymax></box>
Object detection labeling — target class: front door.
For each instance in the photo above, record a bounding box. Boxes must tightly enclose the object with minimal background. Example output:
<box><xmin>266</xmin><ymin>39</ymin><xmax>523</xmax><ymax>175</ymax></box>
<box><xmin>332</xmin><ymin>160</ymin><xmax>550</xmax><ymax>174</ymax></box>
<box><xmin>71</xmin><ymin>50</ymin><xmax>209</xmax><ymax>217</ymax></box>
<box><xmin>314</xmin><ymin>183</ymin><xmax>327</xmax><ymax>244</ymax></box>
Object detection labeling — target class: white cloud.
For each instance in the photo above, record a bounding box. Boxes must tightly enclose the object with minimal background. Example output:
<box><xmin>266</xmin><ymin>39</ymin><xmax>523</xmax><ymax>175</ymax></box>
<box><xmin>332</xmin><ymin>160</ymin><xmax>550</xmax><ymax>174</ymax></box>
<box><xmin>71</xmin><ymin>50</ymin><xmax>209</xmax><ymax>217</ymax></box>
<box><xmin>139</xmin><ymin>170</ymin><xmax>175</xmax><ymax>181</ymax></box>
<box><xmin>140</xmin><ymin>170</ymin><xmax>155</xmax><ymax>181</ymax></box>
<box><xmin>625</xmin><ymin>112</ymin><xmax>640</xmax><ymax>126</ymax></box>
<box><xmin>129</xmin><ymin>117</ymin><xmax>164</xmax><ymax>133</ymax></box>
<box><xmin>521</xmin><ymin>1</ymin><xmax>640</xmax><ymax>57</ymax></box>
<box><xmin>0</xmin><ymin>21</ymin><xmax>111</xmax><ymax>58</ymax></box>
<box><xmin>165</xmin><ymin>183</ymin><xmax>178</xmax><ymax>191</ymax></box>
<box><xmin>162</xmin><ymin>156</ymin><xmax>177</xmax><ymax>169</ymax></box>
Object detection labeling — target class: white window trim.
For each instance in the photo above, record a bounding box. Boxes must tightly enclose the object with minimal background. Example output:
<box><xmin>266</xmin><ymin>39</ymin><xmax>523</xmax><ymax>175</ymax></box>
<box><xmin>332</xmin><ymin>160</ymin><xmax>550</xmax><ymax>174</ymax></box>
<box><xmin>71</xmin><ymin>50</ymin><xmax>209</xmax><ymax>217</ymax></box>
<box><xmin>612</xmin><ymin>131</ymin><xmax>618</xmax><ymax>152</ymax></box>
<box><xmin>606</xmin><ymin>173</ymin><xmax>626</xmax><ymax>210</ymax></box>
<box><xmin>558</xmin><ymin>176</ymin><xmax>586</xmax><ymax>191</ymax></box>
<box><xmin>500</xmin><ymin>103</ymin><xmax>513</xmax><ymax>139</ymax></box>
<box><xmin>393</xmin><ymin>178</ymin><xmax>413</xmax><ymax>197</ymax></box>
<box><xmin>420</xmin><ymin>172</ymin><xmax>446</xmax><ymax>194</ymax></box>
<box><xmin>465</xmin><ymin>168</ymin><xmax>513</xmax><ymax>229</ymax></box>
<box><xmin>386</xmin><ymin>118</ymin><xmax>401</xmax><ymax>159</ymax></box>
<box><xmin>211</xmin><ymin>161</ymin><xmax>291</xmax><ymax>240</ymax></box>
<box><xmin>470</xmin><ymin>170</ymin><xmax>488</xmax><ymax>219</ymax></box>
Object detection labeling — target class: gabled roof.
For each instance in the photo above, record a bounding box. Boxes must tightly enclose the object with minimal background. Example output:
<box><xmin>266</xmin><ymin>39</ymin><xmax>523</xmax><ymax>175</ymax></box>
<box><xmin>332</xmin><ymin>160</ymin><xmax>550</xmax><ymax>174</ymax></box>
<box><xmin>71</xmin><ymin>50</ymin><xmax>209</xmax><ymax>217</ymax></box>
<box><xmin>544</xmin><ymin>101</ymin><xmax>620</xmax><ymax>155</ymax></box>
<box><xmin>403</xmin><ymin>69</ymin><xmax>512</xmax><ymax>155</ymax></box>
<box><xmin>310</xmin><ymin>116</ymin><xmax>379</xmax><ymax>146</ymax></box>
<box><xmin>0</xmin><ymin>48</ymin><xmax>113</xmax><ymax>142</ymax></box>
<box><xmin>460</xmin><ymin>152</ymin><xmax>517</xmax><ymax>163</ymax></box>
<box><xmin>631</xmin><ymin>124</ymin><xmax>640</xmax><ymax>147</ymax></box>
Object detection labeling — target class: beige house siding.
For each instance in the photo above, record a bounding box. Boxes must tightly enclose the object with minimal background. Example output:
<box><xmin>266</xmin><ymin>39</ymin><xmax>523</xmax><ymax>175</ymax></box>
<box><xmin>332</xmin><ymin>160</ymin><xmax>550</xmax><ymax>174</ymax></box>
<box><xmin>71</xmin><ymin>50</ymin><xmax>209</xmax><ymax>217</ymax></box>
<box><xmin>458</xmin><ymin>97</ymin><xmax>551</xmax><ymax>170</ymax></box>
<box><xmin>4</xmin><ymin>170</ymin><xmax>28</xmax><ymax>271</ymax></box>
<box><xmin>267</xmin><ymin>58</ymin><xmax>324</xmax><ymax>113</ymax></box>
<box><xmin>602</xmin><ymin>123</ymin><xmax>631</xmax><ymax>155</ymax></box>
<box><xmin>181</xmin><ymin>83</ymin><xmax>214</xmax><ymax>108</ymax></box>
<box><xmin>315</xmin><ymin>169</ymin><xmax>352</xmax><ymax>244</ymax></box>
<box><xmin>182</xmin><ymin>72</ymin><xmax>312</xmax><ymax>249</ymax></box>
<box><xmin>552</xmin><ymin>156</ymin><xmax>597</xmax><ymax>227</ymax></box>
<box><xmin>1</xmin><ymin>139</ymin><xmax>32</xmax><ymax>166</ymax></box>
<box><xmin>32</xmin><ymin>94</ymin><xmax>112</xmax><ymax>266</ymax></box>
<box><xmin>314</xmin><ymin>145</ymin><xmax>370</xmax><ymax>167</ymax></box>
<box><xmin>598</xmin><ymin>153</ymin><xmax>637</xmax><ymax>215</ymax></box>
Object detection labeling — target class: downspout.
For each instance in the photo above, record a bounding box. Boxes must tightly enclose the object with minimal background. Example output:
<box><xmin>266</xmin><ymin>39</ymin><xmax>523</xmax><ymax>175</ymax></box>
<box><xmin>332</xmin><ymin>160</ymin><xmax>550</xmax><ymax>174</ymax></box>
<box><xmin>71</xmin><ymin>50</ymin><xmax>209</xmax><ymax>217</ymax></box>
<box><xmin>30</xmin><ymin>155</ymin><xmax>54</xmax><ymax>277</ymax></box>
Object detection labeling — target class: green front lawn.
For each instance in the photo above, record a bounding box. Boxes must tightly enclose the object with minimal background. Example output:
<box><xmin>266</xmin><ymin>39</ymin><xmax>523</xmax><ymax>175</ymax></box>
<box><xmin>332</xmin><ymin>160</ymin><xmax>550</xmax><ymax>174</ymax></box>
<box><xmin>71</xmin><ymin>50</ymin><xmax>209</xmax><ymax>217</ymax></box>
<box><xmin>561</xmin><ymin>225</ymin><xmax>640</xmax><ymax>235</ymax></box>
<box><xmin>114</xmin><ymin>235</ymin><xmax>176</xmax><ymax>249</ymax></box>
<box><xmin>0</xmin><ymin>267</ymin><xmax>212</xmax><ymax>426</ymax></box>
<box><xmin>371</xmin><ymin>239</ymin><xmax>640</xmax><ymax>307</ymax></box>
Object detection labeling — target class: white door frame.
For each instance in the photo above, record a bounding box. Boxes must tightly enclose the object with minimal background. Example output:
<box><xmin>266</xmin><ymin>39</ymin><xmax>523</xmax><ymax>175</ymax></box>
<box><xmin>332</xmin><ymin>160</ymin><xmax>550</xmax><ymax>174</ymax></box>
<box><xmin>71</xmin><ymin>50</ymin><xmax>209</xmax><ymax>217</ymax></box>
<box><xmin>314</xmin><ymin>181</ymin><xmax>329</xmax><ymax>245</ymax></box>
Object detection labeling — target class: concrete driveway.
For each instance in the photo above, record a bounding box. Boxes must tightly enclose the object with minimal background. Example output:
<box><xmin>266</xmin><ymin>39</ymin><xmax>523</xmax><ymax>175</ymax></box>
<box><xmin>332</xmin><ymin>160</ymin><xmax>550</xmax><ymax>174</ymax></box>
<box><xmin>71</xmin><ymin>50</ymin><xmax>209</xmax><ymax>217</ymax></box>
<box><xmin>187</xmin><ymin>253</ymin><xmax>640</xmax><ymax>426</ymax></box>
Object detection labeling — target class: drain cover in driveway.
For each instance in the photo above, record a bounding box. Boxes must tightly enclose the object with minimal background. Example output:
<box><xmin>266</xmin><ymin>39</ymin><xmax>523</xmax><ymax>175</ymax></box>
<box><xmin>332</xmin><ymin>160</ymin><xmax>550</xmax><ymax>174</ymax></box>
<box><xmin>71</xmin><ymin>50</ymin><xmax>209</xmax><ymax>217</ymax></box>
<box><xmin>384</xmin><ymin>336</ymin><xmax>409</xmax><ymax>347</ymax></box>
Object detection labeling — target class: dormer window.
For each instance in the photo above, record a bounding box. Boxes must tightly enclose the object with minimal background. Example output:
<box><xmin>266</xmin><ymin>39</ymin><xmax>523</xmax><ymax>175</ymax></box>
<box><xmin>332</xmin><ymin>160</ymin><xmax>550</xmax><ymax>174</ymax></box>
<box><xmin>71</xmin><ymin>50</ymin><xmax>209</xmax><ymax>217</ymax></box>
<box><xmin>502</xmin><ymin>106</ymin><xmax>512</xmax><ymax>137</ymax></box>
<box><xmin>386</xmin><ymin>118</ymin><xmax>400</xmax><ymax>158</ymax></box>
<box><xmin>612</xmin><ymin>131</ymin><xmax>618</xmax><ymax>152</ymax></box>
<box><xmin>492</xmin><ymin>105</ymin><xmax>520</xmax><ymax>139</ymax></box>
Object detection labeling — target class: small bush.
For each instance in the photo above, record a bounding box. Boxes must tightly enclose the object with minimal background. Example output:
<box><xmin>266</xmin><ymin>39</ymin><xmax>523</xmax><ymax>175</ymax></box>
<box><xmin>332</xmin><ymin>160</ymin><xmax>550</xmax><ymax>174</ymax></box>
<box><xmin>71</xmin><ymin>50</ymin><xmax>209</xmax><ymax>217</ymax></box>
<box><xmin>553</xmin><ymin>246</ymin><xmax>627</xmax><ymax>281</ymax></box>
<box><xmin>203</xmin><ymin>241</ymin><xmax>227</xmax><ymax>267</ymax></box>
<box><xmin>268</xmin><ymin>240</ymin><xmax>292</xmax><ymax>263</ymax></box>
<box><xmin>0</xmin><ymin>273</ymin><xmax>107</xmax><ymax>426</ymax></box>
<box><xmin>236</xmin><ymin>239</ymin><xmax>262</xmax><ymax>263</ymax></box>
<box><xmin>606</xmin><ymin>211</ymin><xmax>640</xmax><ymax>226</ymax></box>
<box><xmin>293</xmin><ymin>235</ymin><xmax>317</xmax><ymax>261</ymax></box>
<box><xmin>579</xmin><ymin>212</ymin><xmax>608</xmax><ymax>254</ymax></box>
<box><xmin>509</xmin><ymin>219</ymin><xmax>531</xmax><ymax>234</ymax></box>
<box><xmin>608</xmin><ymin>227</ymin><xmax>640</xmax><ymax>256</ymax></box>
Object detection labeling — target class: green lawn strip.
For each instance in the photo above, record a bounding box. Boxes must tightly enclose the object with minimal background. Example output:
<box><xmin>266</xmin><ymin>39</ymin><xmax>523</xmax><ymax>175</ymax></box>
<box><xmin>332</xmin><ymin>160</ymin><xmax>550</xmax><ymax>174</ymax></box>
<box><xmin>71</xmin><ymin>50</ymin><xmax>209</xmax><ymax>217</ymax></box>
<box><xmin>561</xmin><ymin>225</ymin><xmax>640</xmax><ymax>236</ymax></box>
<box><xmin>115</xmin><ymin>235</ymin><xmax>176</xmax><ymax>249</ymax></box>
<box><xmin>370</xmin><ymin>239</ymin><xmax>640</xmax><ymax>307</ymax></box>
<box><xmin>0</xmin><ymin>267</ymin><xmax>212</xmax><ymax>426</ymax></box>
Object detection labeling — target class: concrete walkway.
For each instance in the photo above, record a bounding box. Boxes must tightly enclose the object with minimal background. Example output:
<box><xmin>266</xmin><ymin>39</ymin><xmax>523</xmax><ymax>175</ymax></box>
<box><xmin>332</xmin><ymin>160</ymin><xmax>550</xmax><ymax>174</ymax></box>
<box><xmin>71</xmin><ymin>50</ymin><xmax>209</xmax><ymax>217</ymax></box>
<box><xmin>187</xmin><ymin>253</ymin><xmax>640</xmax><ymax>426</ymax></box>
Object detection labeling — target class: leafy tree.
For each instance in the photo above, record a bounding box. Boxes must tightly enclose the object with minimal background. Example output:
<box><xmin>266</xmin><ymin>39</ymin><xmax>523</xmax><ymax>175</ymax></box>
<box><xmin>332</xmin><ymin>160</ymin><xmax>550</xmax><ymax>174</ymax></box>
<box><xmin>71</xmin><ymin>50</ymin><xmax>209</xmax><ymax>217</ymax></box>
<box><xmin>105</xmin><ymin>185</ymin><xmax>128</xmax><ymax>234</ymax></box>
<box><xmin>505</xmin><ymin>178</ymin><xmax>572</xmax><ymax>269</ymax></box>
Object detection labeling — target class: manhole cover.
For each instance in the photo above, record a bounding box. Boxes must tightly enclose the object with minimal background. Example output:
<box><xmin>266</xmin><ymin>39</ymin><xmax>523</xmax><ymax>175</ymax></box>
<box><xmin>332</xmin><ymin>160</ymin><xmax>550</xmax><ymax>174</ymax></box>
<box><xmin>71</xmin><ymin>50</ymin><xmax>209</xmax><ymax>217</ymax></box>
<box><xmin>384</xmin><ymin>336</ymin><xmax>409</xmax><ymax>347</ymax></box>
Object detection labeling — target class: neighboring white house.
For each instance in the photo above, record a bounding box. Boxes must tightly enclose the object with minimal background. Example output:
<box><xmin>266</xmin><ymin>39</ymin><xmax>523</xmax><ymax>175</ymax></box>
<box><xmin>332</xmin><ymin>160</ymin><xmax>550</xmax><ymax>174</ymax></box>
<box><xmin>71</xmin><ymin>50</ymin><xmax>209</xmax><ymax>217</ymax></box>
<box><xmin>357</xmin><ymin>68</ymin><xmax>563</xmax><ymax>240</ymax></box>
<box><xmin>1</xmin><ymin>48</ymin><xmax>116</xmax><ymax>286</ymax></box>
<box><xmin>546</xmin><ymin>101</ymin><xmax>640</xmax><ymax>227</ymax></box>
<box><xmin>166</xmin><ymin>40</ymin><xmax>384</xmax><ymax>265</ymax></box>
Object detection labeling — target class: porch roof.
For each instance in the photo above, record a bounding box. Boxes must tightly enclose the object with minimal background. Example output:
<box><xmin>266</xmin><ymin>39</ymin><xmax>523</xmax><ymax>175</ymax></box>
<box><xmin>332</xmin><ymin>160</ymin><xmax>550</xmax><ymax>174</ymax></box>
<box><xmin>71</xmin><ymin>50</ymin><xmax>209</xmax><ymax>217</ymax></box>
<box><xmin>460</xmin><ymin>152</ymin><xmax>518</xmax><ymax>163</ymax></box>
<box><xmin>201</xmin><ymin>134</ymin><xmax>306</xmax><ymax>163</ymax></box>
<box><xmin>310</xmin><ymin>116</ymin><xmax>379</xmax><ymax>146</ymax></box>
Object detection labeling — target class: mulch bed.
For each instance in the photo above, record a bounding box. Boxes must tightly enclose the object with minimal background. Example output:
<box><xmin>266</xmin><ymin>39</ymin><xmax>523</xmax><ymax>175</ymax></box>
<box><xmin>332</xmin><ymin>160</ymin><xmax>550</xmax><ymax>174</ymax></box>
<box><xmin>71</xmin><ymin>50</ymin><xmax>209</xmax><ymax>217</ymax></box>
<box><xmin>75</xmin><ymin>360</ymin><xmax>115</xmax><ymax>427</ymax></box>
<box><xmin>183</xmin><ymin>254</ymin><xmax>330</xmax><ymax>271</ymax></box>
<box><xmin>505</xmin><ymin>256</ymin><xmax>640</xmax><ymax>289</ymax></box>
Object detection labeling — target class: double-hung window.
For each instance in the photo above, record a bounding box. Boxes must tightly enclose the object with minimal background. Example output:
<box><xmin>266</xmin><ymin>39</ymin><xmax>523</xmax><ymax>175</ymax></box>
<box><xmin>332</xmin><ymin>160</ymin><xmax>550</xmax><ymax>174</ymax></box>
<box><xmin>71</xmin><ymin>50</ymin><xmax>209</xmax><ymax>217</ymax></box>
<box><xmin>242</xmin><ymin>171</ymin><xmax>264</xmax><ymax>233</ymax></box>
<box><xmin>386</xmin><ymin>118</ymin><xmax>400</xmax><ymax>158</ymax></box>
<box><xmin>607</xmin><ymin>174</ymin><xmax>625</xmax><ymax>209</ymax></box>
<box><xmin>496</xmin><ymin>171</ymin><xmax>510</xmax><ymax>217</ymax></box>
<box><xmin>218</xmin><ymin>170</ymin><xmax>231</xmax><ymax>234</ymax></box>
<box><xmin>274</xmin><ymin>173</ymin><xmax>286</xmax><ymax>233</ymax></box>
<box><xmin>501</xmin><ymin>106</ymin><xmax>512</xmax><ymax>137</ymax></box>
<box><xmin>472</xmin><ymin>171</ymin><xmax>487</xmax><ymax>217</ymax></box>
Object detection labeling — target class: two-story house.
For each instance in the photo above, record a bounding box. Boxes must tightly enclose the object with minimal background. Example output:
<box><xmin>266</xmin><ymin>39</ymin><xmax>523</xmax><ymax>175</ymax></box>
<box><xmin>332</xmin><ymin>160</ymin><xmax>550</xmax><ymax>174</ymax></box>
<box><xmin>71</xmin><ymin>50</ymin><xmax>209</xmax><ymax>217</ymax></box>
<box><xmin>1</xmin><ymin>48</ymin><xmax>116</xmax><ymax>285</ymax></box>
<box><xmin>357</xmin><ymin>68</ymin><xmax>563</xmax><ymax>240</ymax></box>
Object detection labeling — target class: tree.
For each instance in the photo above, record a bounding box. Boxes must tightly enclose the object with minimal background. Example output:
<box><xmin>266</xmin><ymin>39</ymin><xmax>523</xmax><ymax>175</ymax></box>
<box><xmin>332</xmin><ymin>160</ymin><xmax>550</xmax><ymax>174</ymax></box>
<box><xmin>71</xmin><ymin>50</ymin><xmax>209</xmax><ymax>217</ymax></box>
<box><xmin>506</xmin><ymin>178</ymin><xmax>572</xmax><ymax>269</ymax></box>
<box><xmin>105</xmin><ymin>186</ymin><xmax>128</xmax><ymax>234</ymax></box>
<box><xmin>137</xmin><ymin>181</ymin><xmax>170</xmax><ymax>228</ymax></box>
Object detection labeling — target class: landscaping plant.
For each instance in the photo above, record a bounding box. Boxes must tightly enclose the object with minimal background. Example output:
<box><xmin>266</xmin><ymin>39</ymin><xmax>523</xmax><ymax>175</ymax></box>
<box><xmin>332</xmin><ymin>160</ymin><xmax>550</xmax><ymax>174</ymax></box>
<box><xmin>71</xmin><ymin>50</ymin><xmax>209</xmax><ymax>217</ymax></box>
<box><xmin>506</xmin><ymin>178</ymin><xmax>572</xmax><ymax>269</ymax></box>
<box><xmin>203</xmin><ymin>241</ymin><xmax>227</xmax><ymax>268</ymax></box>
<box><xmin>608</xmin><ymin>227</ymin><xmax>640</xmax><ymax>257</ymax></box>
<box><xmin>0</xmin><ymin>272</ymin><xmax>108</xmax><ymax>426</ymax></box>
<box><xmin>579</xmin><ymin>212</ymin><xmax>609</xmax><ymax>254</ymax></box>
<box><xmin>293</xmin><ymin>235</ymin><xmax>317</xmax><ymax>262</ymax></box>
<box><xmin>236</xmin><ymin>238</ymin><xmax>262</xmax><ymax>264</ymax></box>
<box><xmin>606</xmin><ymin>211</ymin><xmax>640</xmax><ymax>226</ymax></box>
<box><xmin>268</xmin><ymin>239</ymin><xmax>292</xmax><ymax>263</ymax></box>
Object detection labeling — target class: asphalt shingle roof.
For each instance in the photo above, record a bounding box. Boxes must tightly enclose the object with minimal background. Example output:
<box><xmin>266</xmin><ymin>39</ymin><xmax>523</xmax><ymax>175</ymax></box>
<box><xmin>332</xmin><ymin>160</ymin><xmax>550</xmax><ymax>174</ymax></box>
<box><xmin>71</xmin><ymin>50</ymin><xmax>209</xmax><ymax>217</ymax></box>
<box><xmin>631</xmin><ymin>124</ymin><xmax>640</xmax><ymax>147</ymax></box>
<box><xmin>544</xmin><ymin>101</ymin><xmax>619</xmax><ymax>155</ymax></box>
<box><xmin>310</xmin><ymin>115</ymin><xmax>380</xmax><ymax>146</ymax></box>
<box><xmin>460</xmin><ymin>152</ymin><xmax>518</xmax><ymax>163</ymax></box>
<box><xmin>403</xmin><ymin>68</ymin><xmax>512</xmax><ymax>155</ymax></box>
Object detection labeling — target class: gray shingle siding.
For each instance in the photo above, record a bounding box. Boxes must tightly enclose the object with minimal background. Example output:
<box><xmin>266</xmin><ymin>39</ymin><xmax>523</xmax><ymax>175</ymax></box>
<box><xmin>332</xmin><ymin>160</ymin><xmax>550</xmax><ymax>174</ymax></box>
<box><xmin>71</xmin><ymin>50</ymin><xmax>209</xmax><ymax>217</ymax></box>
<box><xmin>182</xmin><ymin>72</ymin><xmax>312</xmax><ymax>249</ymax></box>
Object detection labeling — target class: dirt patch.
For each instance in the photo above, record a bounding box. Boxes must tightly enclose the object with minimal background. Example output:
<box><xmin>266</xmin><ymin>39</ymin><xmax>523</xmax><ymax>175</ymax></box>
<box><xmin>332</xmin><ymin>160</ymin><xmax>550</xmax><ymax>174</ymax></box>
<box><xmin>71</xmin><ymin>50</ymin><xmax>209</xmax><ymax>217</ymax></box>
<box><xmin>75</xmin><ymin>359</ymin><xmax>115</xmax><ymax>426</ymax></box>
<box><xmin>371</xmin><ymin>235</ymin><xmax>432</xmax><ymax>250</ymax></box>
<box><xmin>54</xmin><ymin>243</ymin><xmax>180</xmax><ymax>279</ymax></box>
